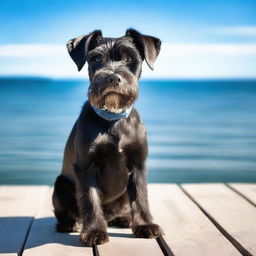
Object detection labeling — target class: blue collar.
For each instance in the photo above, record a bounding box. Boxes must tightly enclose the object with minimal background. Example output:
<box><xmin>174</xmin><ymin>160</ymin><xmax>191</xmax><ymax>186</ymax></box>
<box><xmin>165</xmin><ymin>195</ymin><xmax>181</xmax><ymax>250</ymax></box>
<box><xmin>92</xmin><ymin>105</ymin><xmax>133</xmax><ymax>121</ymax></box>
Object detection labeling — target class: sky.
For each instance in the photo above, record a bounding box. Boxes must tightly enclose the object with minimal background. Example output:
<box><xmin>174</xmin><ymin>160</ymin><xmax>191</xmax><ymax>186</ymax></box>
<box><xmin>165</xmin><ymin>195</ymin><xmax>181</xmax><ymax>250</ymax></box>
<box><xmin>0</xmin><ymin>0</ymin><xmax>256</xmax><ymax>79</ymax></box>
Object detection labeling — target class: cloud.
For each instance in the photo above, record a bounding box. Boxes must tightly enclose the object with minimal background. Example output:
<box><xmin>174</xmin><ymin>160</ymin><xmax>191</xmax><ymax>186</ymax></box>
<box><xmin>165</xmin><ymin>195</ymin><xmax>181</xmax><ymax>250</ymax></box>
<box><xmin>143</xmin><ymin>43</ymin><xmax>256</xmax><ymax>79</ymax></box>
<box><xmin>1</xmin><ymin>43</ymin><xmax>256</xmax><ymax>58</ymax></box>
<box><xmin>215</xmin><ymin>26</ymin><xmax>256</xmax><ymax>36</ymax></box>
<box><xmin>0</xmin><ymin>44</ymin><xmax>66</xmax><ymax>57</ymax></box>
<box><xmin>1</xmin><ymin>43</ymin><xmax>256</xmax><ymax>78</ymax></box>
<box><xmin>161</xmin><ymin>43</ymin><xmax>256</xmax><ymax>55</ymax></box>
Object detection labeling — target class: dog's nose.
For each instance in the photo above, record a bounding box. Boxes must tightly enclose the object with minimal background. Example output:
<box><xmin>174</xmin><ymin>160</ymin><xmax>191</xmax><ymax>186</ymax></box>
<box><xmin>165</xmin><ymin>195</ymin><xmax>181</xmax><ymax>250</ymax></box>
<box><xmin>106</xmin><ymin>74</ymin><xmax>122</xmax><ymax>84</ymax></box>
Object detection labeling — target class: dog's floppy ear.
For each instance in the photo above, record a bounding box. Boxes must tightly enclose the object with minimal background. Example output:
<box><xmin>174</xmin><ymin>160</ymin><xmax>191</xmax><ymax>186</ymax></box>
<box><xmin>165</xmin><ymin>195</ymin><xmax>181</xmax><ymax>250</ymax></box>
<box><xmin>66</xmin><ymin>30</ymin><xmax>102</xmax><ymax>71</ymax></box>
<box><xmin>126</xmin><ymin>29</ymin><xmax>161</xmax><ymax>70</ymax></box>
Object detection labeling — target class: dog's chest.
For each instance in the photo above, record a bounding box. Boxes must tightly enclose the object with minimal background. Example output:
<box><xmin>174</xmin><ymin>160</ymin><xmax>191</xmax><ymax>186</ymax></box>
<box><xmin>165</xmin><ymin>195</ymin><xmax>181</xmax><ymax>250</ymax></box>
<box><xmin>90</xmin><ymin>128</ymin><xmax>138</xmax><ymax>164</ymax></box>
<box><xmin>88</xmin><ymin>123</ymin><xmax>146</xmax><ymax>203</ymax></box>
<box><xmin>89</xmin><ymin>132</ymin><xmax>129</xmax><ymax>202</ymax></box>
<box><xmin>90</xmin><ymin>119</ymin><xmax>146</xmax><ymax>157</ymax></box>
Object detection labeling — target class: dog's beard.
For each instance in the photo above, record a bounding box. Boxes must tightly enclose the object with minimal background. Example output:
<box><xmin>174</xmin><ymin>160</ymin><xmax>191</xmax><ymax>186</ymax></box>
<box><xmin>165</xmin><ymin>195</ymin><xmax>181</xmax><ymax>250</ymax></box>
<box><xmin>103</xmin><ymin>93</ymin><xmax>123</xmax><ymax>113</ymax></box>
<box><xmin>89</xmin><ymin>86</ymin><xmax>137</xmax><ymax>113</ymax></box>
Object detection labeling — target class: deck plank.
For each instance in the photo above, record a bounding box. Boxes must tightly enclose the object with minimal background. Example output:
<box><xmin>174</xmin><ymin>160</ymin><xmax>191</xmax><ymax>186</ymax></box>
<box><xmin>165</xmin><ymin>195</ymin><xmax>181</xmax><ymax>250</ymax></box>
<box><xmin>148</xmin><ymin>184</ymin><xmax>241</xmax><ymax>256</ymax></box>
<box><xmin>2</xmin><ymin>184</ymin><xmax>255</xmax><ymax>256</ymax></box>
<box><xmin>228</xmin><ymin>183</ymin><xmax>256</xmax><ymax>206</ymax></box>
<box><xmin>0</xmin><ymin>186</ymin><xmax>49</xmax><ymax>256</ymax></box>
<box><xmin>98</xmin><ymin>227</ymin><xmax>163</xmax><ymax>256</ymax></box>
<box><xmin>182</xmin><ymin>183</ymin><xmax>256</xmax><ymax>256</ymax></box>
<box><xmin>22</xmin><ymin>188</ymin><xmax>93</xmax><ymax>256</ymax></box>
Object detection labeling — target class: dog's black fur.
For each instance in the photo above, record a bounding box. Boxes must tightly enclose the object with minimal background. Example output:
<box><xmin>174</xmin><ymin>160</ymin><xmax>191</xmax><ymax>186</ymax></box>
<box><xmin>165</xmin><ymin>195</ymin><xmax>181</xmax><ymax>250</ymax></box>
<box><xmin>52</xmin><ymin>29</ymin><xmax>163</xmax><ymax>246</ymax></box>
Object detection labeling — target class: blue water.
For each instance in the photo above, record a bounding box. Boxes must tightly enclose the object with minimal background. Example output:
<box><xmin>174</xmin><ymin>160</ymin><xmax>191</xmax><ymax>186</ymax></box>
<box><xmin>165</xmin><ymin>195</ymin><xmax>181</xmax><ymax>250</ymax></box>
<box><xmin>0</xmin><ymin>78</ymin><xmax>256</xmax><ymax>184</ymax></box>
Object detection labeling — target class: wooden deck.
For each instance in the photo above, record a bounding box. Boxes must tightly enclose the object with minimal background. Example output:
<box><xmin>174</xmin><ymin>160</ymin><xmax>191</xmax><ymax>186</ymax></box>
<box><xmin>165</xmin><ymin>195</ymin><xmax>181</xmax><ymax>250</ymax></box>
<box><xmin>0</xmin><ymin>184</ymin><xmax>256</xmax><ymax>256</ymax></box>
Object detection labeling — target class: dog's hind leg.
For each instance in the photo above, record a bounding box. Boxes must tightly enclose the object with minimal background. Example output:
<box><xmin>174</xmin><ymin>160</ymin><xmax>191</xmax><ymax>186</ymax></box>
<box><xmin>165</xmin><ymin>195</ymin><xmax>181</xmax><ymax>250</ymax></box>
<box><xmin>52</xmin><ymin>175</ymin><xmax>79</xmax><ymax>232</ymax></box>
<box><xmin>104</xmin><ymin>193</ymin><xmax>132</xmax><ymax>228</ymax></box>
<box><xmin>108</xmin><ymin>215</ymin><xmax>132</xmax><ymax>228</ymax></box>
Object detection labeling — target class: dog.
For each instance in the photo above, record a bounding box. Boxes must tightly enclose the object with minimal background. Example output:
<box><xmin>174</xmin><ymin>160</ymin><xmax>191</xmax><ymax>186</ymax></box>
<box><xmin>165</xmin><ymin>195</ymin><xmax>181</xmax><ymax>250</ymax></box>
<box><xmin>52</xmin><ymin>28</ymin><xmax>163</xmax><ymax>246</ymax></box>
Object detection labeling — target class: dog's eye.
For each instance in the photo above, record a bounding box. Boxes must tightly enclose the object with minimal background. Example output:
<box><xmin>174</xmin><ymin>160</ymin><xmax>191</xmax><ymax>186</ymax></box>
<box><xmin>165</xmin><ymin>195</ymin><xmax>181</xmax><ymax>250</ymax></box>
<box><xmin>125</xmin><ymin>56</ymin><xmax>133</xmax><ymax>62</ymax></box>
<box><xmin>94</xmin><ymin>55</ymin><xmax>103</xmax><ymax>63</ymax></box>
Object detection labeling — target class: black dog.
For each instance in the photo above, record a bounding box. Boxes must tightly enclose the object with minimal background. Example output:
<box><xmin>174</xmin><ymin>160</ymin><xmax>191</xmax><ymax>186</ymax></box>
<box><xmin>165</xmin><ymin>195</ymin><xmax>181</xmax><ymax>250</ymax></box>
<box><xmin>52</xmin><ymin>29</ymin><xmax>163</xmax><ymax>246</ymax></box>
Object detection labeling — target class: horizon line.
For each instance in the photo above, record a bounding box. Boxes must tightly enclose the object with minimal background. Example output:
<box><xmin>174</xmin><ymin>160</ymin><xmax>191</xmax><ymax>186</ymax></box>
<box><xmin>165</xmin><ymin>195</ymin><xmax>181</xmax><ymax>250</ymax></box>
<box><xmin>1</xmin><ymin>75</ymin><xmax>256</xmax><ymax>82</ymax></box>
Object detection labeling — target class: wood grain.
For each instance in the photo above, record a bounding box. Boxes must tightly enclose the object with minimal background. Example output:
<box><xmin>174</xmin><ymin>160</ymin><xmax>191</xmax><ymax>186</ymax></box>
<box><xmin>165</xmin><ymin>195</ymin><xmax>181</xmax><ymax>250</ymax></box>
<box><xmin>149</xmin><ymin>184</ymin><xmax>241</xmax><ymax>256</ymax></box>
<box><xmin>182</xmin><ymin>183</ymin><xmax>256</xmax><ymax>256</ymax></box>
<box><xmin>0</xmin><ymin>186</ymin><xmax>49</xmax><ymax>256</ymax></box>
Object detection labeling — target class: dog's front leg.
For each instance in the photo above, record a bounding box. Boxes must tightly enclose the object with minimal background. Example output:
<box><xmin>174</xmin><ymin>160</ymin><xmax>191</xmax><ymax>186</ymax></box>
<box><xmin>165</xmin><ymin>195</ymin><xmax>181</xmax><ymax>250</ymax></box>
<box><xmin>74</xmin><ymin>164</ymin><xmax>109</xmax><ymax>246</ymax></box>
<box><xmin>128</xmin><ymin>169</ymin><xmax>164</xmax><ymax>238</ymax></box>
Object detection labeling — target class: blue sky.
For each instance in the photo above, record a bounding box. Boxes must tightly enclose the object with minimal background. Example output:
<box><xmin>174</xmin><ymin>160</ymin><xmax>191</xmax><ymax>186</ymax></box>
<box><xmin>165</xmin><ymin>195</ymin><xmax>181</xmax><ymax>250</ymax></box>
<box><xmin>1</xmin><ymin>0</ymin><xmax>256</xmax><ymax>78</ymax></box>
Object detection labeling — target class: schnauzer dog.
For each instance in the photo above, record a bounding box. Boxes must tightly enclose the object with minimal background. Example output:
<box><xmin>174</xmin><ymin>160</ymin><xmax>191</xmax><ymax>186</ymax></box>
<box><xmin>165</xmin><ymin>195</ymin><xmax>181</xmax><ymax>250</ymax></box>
<box><xmin>52</xmin><ymin>29</ymin><xmax>163</xmax><ymax>246</ymax></box>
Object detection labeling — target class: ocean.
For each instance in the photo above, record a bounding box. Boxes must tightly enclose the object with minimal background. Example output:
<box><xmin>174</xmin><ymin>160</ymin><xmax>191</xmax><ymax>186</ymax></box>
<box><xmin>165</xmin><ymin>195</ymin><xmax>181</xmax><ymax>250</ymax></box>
<box><xmin>0</xmin><ymin>78</ymin><xmax>256</xmax><ymax>185</ymax></box>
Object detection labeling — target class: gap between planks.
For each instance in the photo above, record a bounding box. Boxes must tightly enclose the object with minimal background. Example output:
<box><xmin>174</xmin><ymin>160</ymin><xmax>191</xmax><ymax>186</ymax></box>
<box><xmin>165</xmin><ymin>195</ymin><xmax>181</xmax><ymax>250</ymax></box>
<box><xmin>0</xmin><ymin>186</ymin><xmax>49</xmax><ymax>256</ymax></box>
<box><xmin>22</xmin><ymin>188</ymin><xmax>166</xmax><ymax>256</ymax></box>
<box><xmin>149</xmin><ymin>184</ymin><xmax>241</xmax><ymax>256</ymax></box>
<box><xmin>1</xmin><ymin>184</ymin><xmax>256</xmax><ymax>256</ymax></box>
<box><xmin>22</xmin><ymin>188</ymin><xmax>93</xmax><ymax>256</ymax></box>
<box><xmin>227</xmin><ymin>183</ymin><xmax>256</xmax><ymax>207</ymax></box>
<box><xmin>181</xmin><ymin>184</ymin><xmax>256</xmax><ymax>256</ymax></box>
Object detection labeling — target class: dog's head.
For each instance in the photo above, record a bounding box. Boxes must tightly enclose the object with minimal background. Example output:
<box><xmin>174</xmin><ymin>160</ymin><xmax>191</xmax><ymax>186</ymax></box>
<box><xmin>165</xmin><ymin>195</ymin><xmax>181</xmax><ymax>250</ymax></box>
<box><xmin>67</xmin><ymin>29</ymin><xmax>161</xmax><ymax>113</ymax></box>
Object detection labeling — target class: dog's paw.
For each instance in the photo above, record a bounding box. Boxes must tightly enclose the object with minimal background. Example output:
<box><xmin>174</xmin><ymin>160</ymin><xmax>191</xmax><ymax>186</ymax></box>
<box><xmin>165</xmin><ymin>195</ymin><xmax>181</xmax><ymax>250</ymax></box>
<box><xmin>132</xmin><ymin>224</ymin><xmax>164</xmax><ymax>238</ymax></box>
<box><xmin>108</xmin><ymin>217</ymin><xmax>131</xmax><ymax>228</ymax></box>
<box><xmin>80</xmin><ymin>229</ymin><xmax>109</xmax><ymax>246</ymax></box>
<box><xmin>56</xmin><ymin>222</ymin><xmax>76</xmax><ymax>233</ymax></box>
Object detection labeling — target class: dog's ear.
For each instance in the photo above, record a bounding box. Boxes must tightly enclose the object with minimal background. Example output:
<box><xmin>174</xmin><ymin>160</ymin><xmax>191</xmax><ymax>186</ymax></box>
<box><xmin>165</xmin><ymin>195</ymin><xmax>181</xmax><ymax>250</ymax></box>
<box><xmin>66</xmin><ymin>30</ymin><xmax>102</xmax><ymax>71</ymax></box>
<box><xmin>126</xmin><ymin>29</ymin><xmax>161</xmax><ymax>70</ymax></box>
